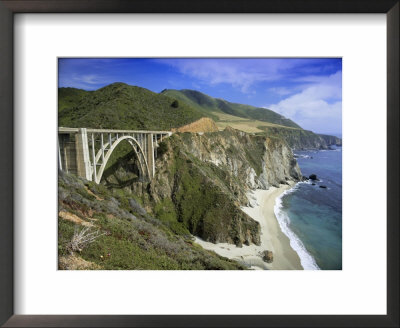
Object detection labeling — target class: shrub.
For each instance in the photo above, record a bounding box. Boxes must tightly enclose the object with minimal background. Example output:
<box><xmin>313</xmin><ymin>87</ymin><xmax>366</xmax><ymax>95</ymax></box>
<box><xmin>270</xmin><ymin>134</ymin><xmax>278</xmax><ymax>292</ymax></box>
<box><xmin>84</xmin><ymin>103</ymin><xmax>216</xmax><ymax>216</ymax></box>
<box><xmin>157</xmin><ymin>141</ymin><xmax>168</xmax><ymax>157</ymax></box>
<box><xmin>171</xmin><ymin>100</ymin><xmax>179</xmax><ymax>108</ymax></box>
<box><xmin>67</xmin><ymin>226</ymin><xmax>104</xmax><ymax>254</ymax></box>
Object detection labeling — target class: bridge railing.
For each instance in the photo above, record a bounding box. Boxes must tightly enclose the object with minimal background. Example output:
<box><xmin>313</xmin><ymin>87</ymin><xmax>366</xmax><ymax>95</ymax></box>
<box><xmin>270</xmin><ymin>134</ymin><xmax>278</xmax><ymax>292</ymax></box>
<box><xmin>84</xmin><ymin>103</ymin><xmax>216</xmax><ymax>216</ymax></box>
<box><xmin>58</xmin><ymin>127</ymin><xmax>172</xmax><ymax>135</ymax></box>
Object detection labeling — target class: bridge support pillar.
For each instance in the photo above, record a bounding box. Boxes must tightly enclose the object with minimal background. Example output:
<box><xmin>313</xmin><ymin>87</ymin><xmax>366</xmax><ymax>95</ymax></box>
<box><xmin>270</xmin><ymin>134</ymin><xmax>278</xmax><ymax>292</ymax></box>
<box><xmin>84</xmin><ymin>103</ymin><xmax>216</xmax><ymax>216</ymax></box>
<box><xmin>75</xmin><ymin>128</ymin><xmax>92</xmax><ymax>181</ymax></box>
<box><xmin>146</xmin><ymin>133</ymin><xmax>155</xmax><ymax>179</ymax></box>
<box><xmin>58</xmin><ymin>134</ymin><xmax>75</xmax><ymax>174</ymax></box>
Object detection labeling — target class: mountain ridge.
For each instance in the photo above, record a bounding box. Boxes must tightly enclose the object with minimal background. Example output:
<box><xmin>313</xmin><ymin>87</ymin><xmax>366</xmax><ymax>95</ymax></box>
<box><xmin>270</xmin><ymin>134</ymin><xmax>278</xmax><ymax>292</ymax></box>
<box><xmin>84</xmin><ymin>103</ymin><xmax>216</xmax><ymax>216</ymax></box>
<box><xmin>58</xmin><ymin>83</ymin><xmax>205</xmax><ymax>130</ymax></box>
<box><xmin>160</xmin><ymin>88</ymin><xmax>341</xmax><ymax>149</ymax></box>
<box><xmin>58</xmin><ymin>83</ymin><xmax>341</xmax><ymax>149</ymax></box>
<box><xmin>161</xmin><ymin>88</ymin><xmax>302</xmax><ymax>129</ymax></box>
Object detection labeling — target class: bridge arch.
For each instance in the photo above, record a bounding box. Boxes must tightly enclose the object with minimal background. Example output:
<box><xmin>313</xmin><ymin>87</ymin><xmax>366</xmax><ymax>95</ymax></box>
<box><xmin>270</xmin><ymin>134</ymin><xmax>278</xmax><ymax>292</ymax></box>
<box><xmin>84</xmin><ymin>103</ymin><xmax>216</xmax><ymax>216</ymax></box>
<box><xmin>58</xmin><ymin>128</ymin><xmax>171</xmax><ymax>184</ymax></box>
<box><xmin>94</xmin><ymin>135</ymin><xmax>151</xmax><ymax>184</ymax></box>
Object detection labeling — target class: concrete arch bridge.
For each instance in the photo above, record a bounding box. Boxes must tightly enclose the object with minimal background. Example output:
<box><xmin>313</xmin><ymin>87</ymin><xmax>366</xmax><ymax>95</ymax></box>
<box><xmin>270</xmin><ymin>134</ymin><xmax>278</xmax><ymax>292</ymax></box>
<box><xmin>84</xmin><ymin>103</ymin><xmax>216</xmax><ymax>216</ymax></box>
<box><xmin>58</xmin><ymin>128</ymin><xmax>172</xmax><ymax>184</ymax></box>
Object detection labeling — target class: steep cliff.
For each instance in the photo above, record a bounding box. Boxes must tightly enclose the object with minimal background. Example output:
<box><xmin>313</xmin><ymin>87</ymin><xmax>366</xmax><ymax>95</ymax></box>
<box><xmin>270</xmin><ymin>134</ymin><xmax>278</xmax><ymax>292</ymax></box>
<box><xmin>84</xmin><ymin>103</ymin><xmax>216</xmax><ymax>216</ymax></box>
<box><xmin>318</xmin><ymin>134</ymin><xmax>342</xmax><ymax>146</ymax></box>
<box><xmin>260</xmin><ymin>126</ymin><xmax>341</xmax><ymax>150</ymax></box>
<box><xmin>148</xmin><ymin>127</ymin><xmax>302</xmax><ymax>246</ymax></box>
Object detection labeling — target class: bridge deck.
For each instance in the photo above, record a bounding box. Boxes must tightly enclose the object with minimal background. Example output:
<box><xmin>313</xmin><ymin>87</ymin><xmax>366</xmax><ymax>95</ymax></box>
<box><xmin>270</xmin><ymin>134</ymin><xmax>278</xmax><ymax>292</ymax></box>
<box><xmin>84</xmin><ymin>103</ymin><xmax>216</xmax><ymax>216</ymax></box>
<box><xmin>59</xmin><ymin>127</ymin><xmax>172</xmax><ymax>135</ymax></box>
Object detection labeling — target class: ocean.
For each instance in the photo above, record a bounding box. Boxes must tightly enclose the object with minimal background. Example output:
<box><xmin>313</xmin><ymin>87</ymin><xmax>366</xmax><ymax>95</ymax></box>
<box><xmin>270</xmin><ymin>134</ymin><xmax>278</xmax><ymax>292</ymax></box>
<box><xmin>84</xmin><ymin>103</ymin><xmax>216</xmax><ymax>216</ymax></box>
<box><xmin>274</xmin><ymin>146</ymin><xmax>342</xmax><ymax>270</ymax></box>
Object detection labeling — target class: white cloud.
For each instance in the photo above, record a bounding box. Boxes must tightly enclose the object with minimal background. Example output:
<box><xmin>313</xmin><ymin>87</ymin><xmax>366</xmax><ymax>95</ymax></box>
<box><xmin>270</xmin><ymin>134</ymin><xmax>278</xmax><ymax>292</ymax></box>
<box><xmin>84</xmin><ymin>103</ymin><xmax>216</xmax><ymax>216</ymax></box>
<box><xmin>79</xmin><ymin>74</ymin><xmax>104</xmax><ymax>85</ymax></box>
<box><xmin>59</xmin><ymin>74</ymin><xmax>113</xmax><ymax>90</ymax></box>
<box><xmin>154</xmin><ymin>59</ymin><xmax>297</xmax><ymax>93</ymax></box>
<box><xmin>268</xmin><ymin>87</ymin><xmax>293</xmax><ymax>96</ymax></box>
<box><xmin>268</xmin><ymin>71</ymin><xmax>342</xmax><ymax>134</ymax></box>
<box><xmin>156</xmin><ymin>59</ymin><xmax>341</xmax><ymax>98</ymax></box>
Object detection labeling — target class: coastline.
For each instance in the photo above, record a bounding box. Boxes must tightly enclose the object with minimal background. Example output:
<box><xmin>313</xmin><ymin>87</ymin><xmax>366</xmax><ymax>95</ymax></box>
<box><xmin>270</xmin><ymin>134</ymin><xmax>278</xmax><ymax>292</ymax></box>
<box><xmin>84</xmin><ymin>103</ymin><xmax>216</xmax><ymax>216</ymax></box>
<box><xmin>194</xmin><ymin>182</ymin><xmax>303</xmax><ymax>270</ymax></box>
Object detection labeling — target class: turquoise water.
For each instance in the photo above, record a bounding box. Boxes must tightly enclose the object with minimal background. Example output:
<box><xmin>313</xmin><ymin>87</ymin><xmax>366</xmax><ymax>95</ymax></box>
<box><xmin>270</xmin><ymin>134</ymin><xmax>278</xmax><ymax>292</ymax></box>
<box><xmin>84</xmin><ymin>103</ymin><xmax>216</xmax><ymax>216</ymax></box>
<box><xmin>275</xmin><ymin>147</ymin><xmax>342</xmax><ymax>270</ymax></box>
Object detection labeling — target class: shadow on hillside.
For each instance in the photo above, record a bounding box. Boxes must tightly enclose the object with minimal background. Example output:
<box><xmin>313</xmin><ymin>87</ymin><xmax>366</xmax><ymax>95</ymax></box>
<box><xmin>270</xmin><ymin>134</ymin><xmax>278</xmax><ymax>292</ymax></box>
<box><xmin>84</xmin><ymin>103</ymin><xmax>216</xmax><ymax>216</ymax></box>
<box><xmin>103</xmin><ymin>174</ymin><xmax>141</xmax><ymax>189</ymax></box>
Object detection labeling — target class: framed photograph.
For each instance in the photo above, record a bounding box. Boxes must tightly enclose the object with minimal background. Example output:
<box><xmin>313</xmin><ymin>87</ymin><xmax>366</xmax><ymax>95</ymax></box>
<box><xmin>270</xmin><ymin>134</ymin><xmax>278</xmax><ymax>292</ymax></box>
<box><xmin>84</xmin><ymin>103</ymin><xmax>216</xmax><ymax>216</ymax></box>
<box><xmin>1</xmin><ymin>0</ymin><xmax>398</xmax><ymax>327</ymax></box>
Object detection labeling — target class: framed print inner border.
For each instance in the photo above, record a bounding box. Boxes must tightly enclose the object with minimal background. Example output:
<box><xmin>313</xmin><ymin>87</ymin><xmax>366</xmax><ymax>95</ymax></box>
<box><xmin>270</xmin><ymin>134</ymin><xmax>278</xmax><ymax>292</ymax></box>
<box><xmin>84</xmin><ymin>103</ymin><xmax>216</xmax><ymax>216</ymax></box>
<box><xmin>0</xmin><ymin>1</ymin><xmax>398</xmax><ymax>327</ymax></box>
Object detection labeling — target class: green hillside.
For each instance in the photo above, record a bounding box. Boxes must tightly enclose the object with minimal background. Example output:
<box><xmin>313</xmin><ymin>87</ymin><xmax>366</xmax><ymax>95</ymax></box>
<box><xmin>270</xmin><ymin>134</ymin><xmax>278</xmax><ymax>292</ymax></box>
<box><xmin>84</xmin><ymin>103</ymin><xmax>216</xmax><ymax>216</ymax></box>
<box><xmin>58</xmin><ymin>83</ymin><xmax>205</xmax><ymax>130</ymax></box>
<box><xmin>161</xmin><ymin>89</ymin><xmax>301</xmax><ymax>129</ymax></box>
<box><xmin>58</xmin><ymin>170</ymin><xmax>246</xmax><ymax>270</ymax></box>
<box><xmin>58</xmin><ymin>87</ymin><xmax>90</xmax><ymax>114</ymax></box>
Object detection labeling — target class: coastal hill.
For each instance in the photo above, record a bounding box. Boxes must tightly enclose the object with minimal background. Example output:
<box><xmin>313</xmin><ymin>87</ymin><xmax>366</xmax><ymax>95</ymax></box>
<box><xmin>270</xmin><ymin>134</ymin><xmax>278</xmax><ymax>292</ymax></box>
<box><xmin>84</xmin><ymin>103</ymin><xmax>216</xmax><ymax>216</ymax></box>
<box><xmin>58</xmin><ymin>83</ymin><xmax>204</xmax><ymax>130</ymax></box>
<box><xmin>161</xmin><ymin>89</ymin><xmax>301</xmax><ymax>129</ymax></box>
<box><xmin>59</xmin><ymin>83</ymin><xmax>342</xmax><ymax>149</ymax></box>
<box><xmin>161</xmin><ymin>88</ymin><xmax>341</xmax><ymax>149</ymax></box>
<box><xmin>59</xmin><ymin>87</ymin><xmax>89</xmax><ymax>114</ymax></box>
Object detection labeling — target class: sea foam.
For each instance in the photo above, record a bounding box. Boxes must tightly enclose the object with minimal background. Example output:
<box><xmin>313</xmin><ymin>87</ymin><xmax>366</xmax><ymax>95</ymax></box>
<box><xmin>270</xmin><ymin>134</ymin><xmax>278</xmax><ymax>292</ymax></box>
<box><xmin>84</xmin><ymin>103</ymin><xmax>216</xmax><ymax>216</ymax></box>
<box><xmin>274</xmin><ymin>185</ymin><xmax>320</xmax><ymax>270</ymax></box>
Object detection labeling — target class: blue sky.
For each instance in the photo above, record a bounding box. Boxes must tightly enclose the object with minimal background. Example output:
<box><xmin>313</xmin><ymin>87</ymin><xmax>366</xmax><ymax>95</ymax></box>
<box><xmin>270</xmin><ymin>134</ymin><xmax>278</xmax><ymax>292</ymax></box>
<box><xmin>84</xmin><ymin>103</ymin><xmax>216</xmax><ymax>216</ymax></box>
<box><xmin>59</xmin><ymin>58</ymin><xmax>342</xmax><ymax>136</ymax></box>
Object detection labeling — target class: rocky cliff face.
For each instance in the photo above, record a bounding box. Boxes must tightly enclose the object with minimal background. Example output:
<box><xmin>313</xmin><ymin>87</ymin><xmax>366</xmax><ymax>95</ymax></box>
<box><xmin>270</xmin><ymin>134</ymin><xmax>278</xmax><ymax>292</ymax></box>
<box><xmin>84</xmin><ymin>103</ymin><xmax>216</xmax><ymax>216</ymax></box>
<box><xmin>261</xmin><ymin>126</ymin><xmax>342</xmax><ymax>150</ymax></box>
<box><xmin>318</xmin><ymin>134</ymin><xmax>342</xmax><ymax>146</ymax></box>
<box><xmin>148</xmin><ymin>127</ymin><xmax>302</xmax><ymax>246</ymax></box>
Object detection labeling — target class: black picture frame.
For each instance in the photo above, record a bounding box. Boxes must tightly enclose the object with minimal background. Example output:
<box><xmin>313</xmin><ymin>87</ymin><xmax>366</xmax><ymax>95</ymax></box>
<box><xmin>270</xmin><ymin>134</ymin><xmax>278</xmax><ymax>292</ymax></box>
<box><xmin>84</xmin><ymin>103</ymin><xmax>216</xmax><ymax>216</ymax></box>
<box><xmin>0</xmin><ymin>1</ymin><xmax>398</xmax><ymax>327</ymax></box>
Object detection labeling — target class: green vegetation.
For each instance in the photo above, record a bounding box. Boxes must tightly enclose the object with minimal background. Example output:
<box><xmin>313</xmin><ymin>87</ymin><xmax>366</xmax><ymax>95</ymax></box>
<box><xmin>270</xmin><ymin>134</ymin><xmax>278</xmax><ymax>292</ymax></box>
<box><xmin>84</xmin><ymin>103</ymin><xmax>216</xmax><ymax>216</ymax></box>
<box><xmin>160</xmin><ymin>89</ymin><xmax>220</xmax><ymax>121</ymax></box>
<box><xmin>58</xmin><ymin>87</ymin><xmax>90</xmax><ymax>114</ymax></box>
<box><xmin>154</xmin><ymin>198</ymin><xmax>190</xmax><ymax>236</ymax></box>
<box><xmin>100</xmin><ymin>142</ymin><xmax>142</xmax><ymax>188</ymax></box>
<box><xmin>318</xmin><ymin>133</ymin><xmax>342</xmax><ymax>146</ymax></box>
<box><xmin>171</xmin><ymin>100</ymin><xmax>179</xmax><ymax>108</ymax></box>
<box><xmin>257</xmin><ymin>126</ymin><xmax>328</xmax><ymax>149</ymax></box>
<box><xmin>58</xmin><ymin>83</ymin><xmax>205</xmax><ymax>130</ymax></box>
<box><xmin>58</xmin><ymin>171</ymin><xmax>246</xmax><ymax>270</ymax></box>
<box><xmin>161</xmin><ymin>89</ymin><xmax>301</xmax><ymax>128</ymax></box>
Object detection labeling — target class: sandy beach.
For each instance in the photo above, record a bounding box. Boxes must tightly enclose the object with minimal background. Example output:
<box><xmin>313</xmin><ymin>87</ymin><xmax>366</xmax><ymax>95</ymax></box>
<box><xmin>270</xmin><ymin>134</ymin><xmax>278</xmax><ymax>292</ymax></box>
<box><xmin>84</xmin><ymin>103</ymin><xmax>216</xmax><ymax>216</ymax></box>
<box><xmin>194</xmin><ymin>183</ymin><xmax>303</xmax><ymax>270</ymax></box>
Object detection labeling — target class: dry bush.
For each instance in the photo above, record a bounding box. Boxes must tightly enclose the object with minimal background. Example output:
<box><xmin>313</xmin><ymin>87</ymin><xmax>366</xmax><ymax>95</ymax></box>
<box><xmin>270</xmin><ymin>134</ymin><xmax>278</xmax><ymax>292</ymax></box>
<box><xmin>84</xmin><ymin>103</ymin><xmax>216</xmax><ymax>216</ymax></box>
<box><xmin>67</xmin><ymin>226</ymin><xmax>104</xmax><ymax>254</ymax></box>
